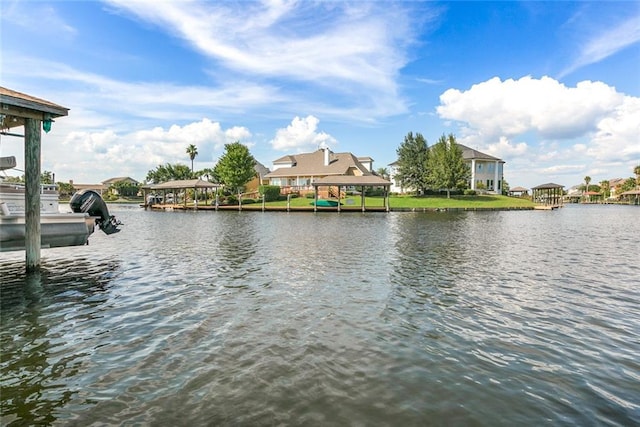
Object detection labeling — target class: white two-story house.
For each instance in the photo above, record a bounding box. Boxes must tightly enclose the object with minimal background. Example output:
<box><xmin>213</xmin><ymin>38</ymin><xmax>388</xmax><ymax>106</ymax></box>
<box><xmin>388</xmin><ymin>143</ymin><xmax>505</xmax><ymax>194</ymax></box>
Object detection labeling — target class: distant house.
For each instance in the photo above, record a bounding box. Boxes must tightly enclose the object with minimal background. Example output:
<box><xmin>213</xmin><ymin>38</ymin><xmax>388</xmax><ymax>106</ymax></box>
<box><xmin>264</xmin><ymin>147</ymin><xmax>376</xmax><ymax>196</ymax></box>
<box><xmin>608</xmin><ymin>178</ymin><xmax>628</xmax><ymax>199</ymax></box>
<box><xmin>388</xmin><ymin>143</ymin><xmax>505</xmax><ymax>194</ymax></box>
<box><xmin>70</xmin><ymin>176</ymin><xmax>140</xmax><ymax>195</ymax></box>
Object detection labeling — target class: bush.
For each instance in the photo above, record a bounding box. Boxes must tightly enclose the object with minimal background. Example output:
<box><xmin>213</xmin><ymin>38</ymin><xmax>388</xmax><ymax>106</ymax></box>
<box><xmin>305</xmin><ymin>192</ymin><xmax>316</xmax><ymax>199</ymax></box>
<box><xmin>259</xmin><ymin>185</ymin><xmax>281</xmax><ymax>202</ymax></box>
<box><xmin>242</xmin><ymin>198</ymin><xmax>256</xmax><ymax>204</ymax></box>
<box><xmin>226</xmin><ymin>194</ymin><xmax>238</xmax><ymax>205</ymax></box>
<box><xmin>464</xmin><ymin>189</ymin><xmax>477</xmax><ymax>196</ymax></box>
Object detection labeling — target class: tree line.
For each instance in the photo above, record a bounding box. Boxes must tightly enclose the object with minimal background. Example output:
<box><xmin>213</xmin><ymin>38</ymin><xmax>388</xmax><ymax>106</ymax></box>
<box><xmin>394</xmin><ymin>132</ymin><xmax>471</xmax><ymax>198</ymax></box>
<box><xmin>145</xmin><ymin>141</ymin><xmax>257</xmax><ymax>195</ymax></box>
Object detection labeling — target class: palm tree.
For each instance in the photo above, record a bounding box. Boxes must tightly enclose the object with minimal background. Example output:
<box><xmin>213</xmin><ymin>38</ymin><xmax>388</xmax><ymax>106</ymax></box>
<box><xmin>186</xmin><ymin>144</ymin><xmax>198</xmax><ymax>173</ymax></box>
<box><xmin>583</xmin><ymin>176</ymin><xmax>591</xmax><ymax>203</ymax></box>
<box><xmin>634</xmin><ymin>165</ymin><xmax>640</xmax><ymax>188</ymax></box>
<box><xmin>376</xmin><ymin>167</ymin><xmax>389</xmax><ymax>180</ymax></box>
<box><xmin>600</xmin><ymin>180</ymin><xmax>610</xmax><ymax>199</ymax></box>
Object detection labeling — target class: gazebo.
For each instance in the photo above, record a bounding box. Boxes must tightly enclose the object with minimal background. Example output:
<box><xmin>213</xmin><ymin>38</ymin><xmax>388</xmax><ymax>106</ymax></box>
<box><xmin>142</xmin><ymin>179</ymin><xmax>221</xmax><ymax>209</ymax></box>
<box><xmin>1</xmin><ymin>87</ymin><xmax>69</xmax><ymax>270</ymax></box>
<box><xmin>311</xmin><ymin>175</ymin><xmax>391</xmax><ymax>212</ymax></box>
<box><xmin>508</xmin><ymin>186</ymin><xmax>529</xmax><ymax>197</ymax></box>
<box><xmin>531</xmin><ymin>183</ymin><xmax>564</xmax><ymax>208</ymax></box>
<box><xmin>620</xmin><ymin>189</ymin><xmax>640</xmax><ymax>205</ymax></box>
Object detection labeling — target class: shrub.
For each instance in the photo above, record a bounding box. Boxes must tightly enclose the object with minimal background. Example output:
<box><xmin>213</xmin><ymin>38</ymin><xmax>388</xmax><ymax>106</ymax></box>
<box><xmin>226</xmin><ymin>194</ymin><xmax>238</xmax><ymax>205</ymax></box>
<box><xmin>242</xmin><ymin>198</ymin><xmax>256</xmax><ymax>204</ymax></box>
<box><xmin>305</xmin><ymin>192</ymin><xmax>316</xmax><ymax>199</ymax></box>
<box><xmin>464</xmin><ymin>189</ymin><xmax>477</xmax><ymax>196</ymax></box>
<box><xmin>259</xmin><ymin>185</ymin><xmax>281</xmax><ymax>202</ymax></box>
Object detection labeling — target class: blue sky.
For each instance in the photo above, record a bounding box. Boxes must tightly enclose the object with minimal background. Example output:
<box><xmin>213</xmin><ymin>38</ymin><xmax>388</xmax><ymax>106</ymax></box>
<box><xmin>1</xmin><ymin>1</ymin><xmax>639</xmax><ymax>189</ymax></box>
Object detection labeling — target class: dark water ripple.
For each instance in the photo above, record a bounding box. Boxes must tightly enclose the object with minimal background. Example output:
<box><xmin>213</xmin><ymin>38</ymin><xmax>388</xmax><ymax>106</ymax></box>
<box><xmin>1</xmin><ymin>204</ymin><xmax>639</xmax><ymax>426</ymax></box>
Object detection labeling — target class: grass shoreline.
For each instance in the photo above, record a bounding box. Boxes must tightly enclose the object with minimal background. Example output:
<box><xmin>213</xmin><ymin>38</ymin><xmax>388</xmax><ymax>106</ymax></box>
<box><xmin>120</xmin><ymin>194</ymin><xmax>536</xmax><ymax>210</ymax></box>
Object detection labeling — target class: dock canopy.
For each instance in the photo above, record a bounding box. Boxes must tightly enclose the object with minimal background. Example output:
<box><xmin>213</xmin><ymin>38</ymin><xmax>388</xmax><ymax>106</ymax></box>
<box><xmin>1</xmin><ymin>86</ymin><xmax>69</xmax><ymax>271</ymax></box>
<box><xmin>311</xmin><ymin>175</ymin><xmax>391</xmax><ymax>212</ymax></box>
<box><xmin>141</xmin><ymin>179</ymin><xmax>221</xmax><ymax>208</ymax></box>
<box><xmin>531</xmin><ymin>182</ymin><xmax>564</xmax><ymax>206</ymax></box>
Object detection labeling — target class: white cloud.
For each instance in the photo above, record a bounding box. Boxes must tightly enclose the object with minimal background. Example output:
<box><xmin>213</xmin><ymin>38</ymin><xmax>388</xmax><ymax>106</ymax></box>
<box><xmin>437</xmin><ymin>76</ymin><xmax>624</xmax><ymax>140</ymax></box>
<box><xmin>437</xmin><ymin>76</ymin><xmax>640</xmax><ymax>188</ymax></box>
<box><xmin>589</xmin><ymin>95</ymin><xmax>640</xmax><ymax>161</ymax></box>
<box><xmin>270</xmin><ymin>115</ymin><xmax>337</xmax><ymax>151</ymax></box>
<box><xmin>42</xmin><ymin>119</ymin><xmax>251</xmax><ymax>182</ymax></box>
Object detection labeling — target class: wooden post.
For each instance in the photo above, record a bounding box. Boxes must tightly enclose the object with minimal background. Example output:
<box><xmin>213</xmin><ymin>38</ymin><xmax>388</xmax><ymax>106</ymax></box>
<box><xmin>314</xmin><ymin>187</ymin><xmax>318</xmax><ymax>212</ymax></box>
<box><xmin>361</xmin><ymin>186</ymin><xmax>365</xmax><ymax>212</ymax></box>
<box><xmin>24</xmin><ymin>118</ymin><xmax>42</xmax><ymax>271</ymax></box>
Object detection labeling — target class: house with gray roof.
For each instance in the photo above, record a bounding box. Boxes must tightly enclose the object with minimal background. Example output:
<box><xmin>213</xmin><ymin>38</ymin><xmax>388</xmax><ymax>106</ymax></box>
<box><xmin>264</xmin><ymin>147</ymin><xmax>377</xmax><ymax>195</ymax></box>
<box><xmin>388</xmin><ymin>143</ymin><xmax>505</xmax><ymax>194</ymax></box>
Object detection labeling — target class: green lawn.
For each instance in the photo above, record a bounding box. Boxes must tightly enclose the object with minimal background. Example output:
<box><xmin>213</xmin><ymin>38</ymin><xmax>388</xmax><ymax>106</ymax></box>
<box><xmin>260</xmin><ymin>194</ymin><xmax>534</xmax><ymax>209</ymax></box>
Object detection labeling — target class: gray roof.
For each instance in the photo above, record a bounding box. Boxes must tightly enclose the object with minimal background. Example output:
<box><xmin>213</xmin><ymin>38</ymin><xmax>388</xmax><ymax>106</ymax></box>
<box><xmin>390</xmin><ymin>143</ymin><xmax>503</xmax><ymax>165</ymax></box>
<box><xmin>531</xmin><ymin>183</ymin><xmax>564</xmax><ymax>189</ymax></box>
<box><xmin>265</xmin><ymin>149</ymin><xmax>371</xmax><ymax>178</ymax></box>
<box><xmin>254</xmin><ymin>161</ymin><xmax>270</xmax><ymax>177</ymax></box>
<box><xmin>457</xmin><ymin>143</ymin><xmax>503</xmax><ymax>162</ymax></box>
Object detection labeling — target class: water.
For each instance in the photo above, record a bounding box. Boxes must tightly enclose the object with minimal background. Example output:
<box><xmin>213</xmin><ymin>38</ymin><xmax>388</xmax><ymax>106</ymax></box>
<box><xmin>1</xmin><ymin>205</ymin><xmax>639</xmax><ymax>426</ymax></box>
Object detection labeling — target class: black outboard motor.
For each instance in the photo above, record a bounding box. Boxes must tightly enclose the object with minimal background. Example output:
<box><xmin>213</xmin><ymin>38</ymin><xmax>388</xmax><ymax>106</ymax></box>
<box><xmin>70</xmin><ymin>190</ymin><xmax>121</xmax><ymax>235</ymax></box>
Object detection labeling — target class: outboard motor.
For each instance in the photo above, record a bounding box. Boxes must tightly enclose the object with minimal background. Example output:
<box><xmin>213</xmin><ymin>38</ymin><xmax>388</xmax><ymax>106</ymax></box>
<box><xmin>70</xmin><ymin>190</ymin><xmax>121</xmax><ymax>235</ymax></box>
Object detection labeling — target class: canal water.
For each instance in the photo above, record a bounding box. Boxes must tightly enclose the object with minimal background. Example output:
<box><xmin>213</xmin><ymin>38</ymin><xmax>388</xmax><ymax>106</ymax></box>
<box><xmin>1</xmin><ymin>205</ymin><xmax>638</xmax><ymax>426</ymax></box>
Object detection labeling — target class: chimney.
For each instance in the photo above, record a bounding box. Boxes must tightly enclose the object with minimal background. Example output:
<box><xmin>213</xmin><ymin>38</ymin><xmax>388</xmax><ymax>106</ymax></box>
<box><xmin>323</xmin><ymin>147</ymin><xmax>330</xmax><ymax>166</ymax></box>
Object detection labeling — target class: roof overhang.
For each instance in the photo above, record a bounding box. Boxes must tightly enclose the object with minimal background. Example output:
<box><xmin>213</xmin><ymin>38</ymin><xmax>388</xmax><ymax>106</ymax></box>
<box><xmin>312</xmin><ymin>175</ymin><xmax>391</xmax><ymax>187</ymax></box>
<box><xmin>1</xmin><ymin>86</ymin><xmax>69</xmax><ymax>130</ymax></box>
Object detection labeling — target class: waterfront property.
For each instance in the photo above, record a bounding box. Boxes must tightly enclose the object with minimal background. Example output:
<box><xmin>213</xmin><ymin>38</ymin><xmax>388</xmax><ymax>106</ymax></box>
<box><xmin>264</xmin><ymin>147</ymin><xmax>380</xmax><ymax>198</ymax></box>
<box><xmin>388</xmin><ymin>143</ymin><xmax>505</xmax><ymax>194</ymax></box>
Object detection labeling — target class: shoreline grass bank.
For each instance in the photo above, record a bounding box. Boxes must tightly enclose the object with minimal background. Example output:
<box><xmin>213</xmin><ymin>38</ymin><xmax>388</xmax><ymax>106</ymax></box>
<box><xmin>140</xmin><ymin>194</ymin><xmax>537</xmax><ymax>211</ymax></box>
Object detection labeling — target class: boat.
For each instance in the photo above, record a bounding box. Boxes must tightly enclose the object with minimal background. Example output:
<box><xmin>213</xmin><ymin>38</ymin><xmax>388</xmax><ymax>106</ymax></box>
<box><xmin>311</xmin><ymin>199</ymin><xmax>341</xmax><ymax>207</ymax></box>
<box><xmin>0</xmin><ymin>156</ymin><xmax>120</xmax><ymax>252</ymax></box>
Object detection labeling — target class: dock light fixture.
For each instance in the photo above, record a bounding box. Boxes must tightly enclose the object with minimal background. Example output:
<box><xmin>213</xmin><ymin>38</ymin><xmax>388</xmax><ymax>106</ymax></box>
<box><xmin>43</xmin><ymin>113</ymin><xmax>54</xmax><ymax>133</ymax></box>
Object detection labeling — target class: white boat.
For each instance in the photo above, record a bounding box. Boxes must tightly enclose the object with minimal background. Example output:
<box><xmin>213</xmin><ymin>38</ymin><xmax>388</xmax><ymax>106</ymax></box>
<box><xmin>0</xmin><ymin>156</ymin><xmax>120</xmax><ymax>252</ymax></box>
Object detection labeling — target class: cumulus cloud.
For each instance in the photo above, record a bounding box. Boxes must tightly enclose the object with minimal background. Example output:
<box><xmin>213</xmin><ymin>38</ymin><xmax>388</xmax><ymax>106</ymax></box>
<box><xmin>436</xmin><ymin>76</ymin><xmax>640</xmax><ymax>186</ymax></box>
<box><xmin>270</xmin><ymin>115</ymin><xmax>337</xmax><ymax>151</ymax></box>
<box><xmin>51</xmin><ymin>119</ymin><xmax>252</xmax><ymax>182</ymax></box>
<box><xmin>437</xmin><ymin>76</ymin><xmax>624</xmax><ymax>140</ymax></box>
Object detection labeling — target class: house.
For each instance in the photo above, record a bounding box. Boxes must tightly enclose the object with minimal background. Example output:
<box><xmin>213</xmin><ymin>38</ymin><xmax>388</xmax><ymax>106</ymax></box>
<box><xmin>244</xmin><ymin>161</ymin><xmax>271</xmax><ymax>194</ymax></box>
<box><xmin>388</xmin><ymin>143</ymin><xmax>505</xmax><ymax>194</ymax></box>
<box><xmin>264</xmin><ymin>147</ymin><xmax>376</xmax><ymax>196</ymax></box>
<box><xmin>70</xmin><ymin>176</ymin><xmax>140</xmax><ymax>195</ymax></box>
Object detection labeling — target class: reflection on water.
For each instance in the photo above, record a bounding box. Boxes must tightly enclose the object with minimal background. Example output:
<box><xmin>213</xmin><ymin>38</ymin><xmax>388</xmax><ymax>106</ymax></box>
<box><xmin>1</xmin><ymin>205</ymin><xmax>639</xmax><ymax>425</ymax></box>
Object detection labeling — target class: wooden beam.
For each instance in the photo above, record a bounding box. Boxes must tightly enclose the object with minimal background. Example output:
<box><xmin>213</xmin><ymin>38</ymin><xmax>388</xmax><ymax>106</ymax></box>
<box><xmin>24</xmin><ymin>118</ymin><xmax>42</xmax><ymax>271</ymax></box>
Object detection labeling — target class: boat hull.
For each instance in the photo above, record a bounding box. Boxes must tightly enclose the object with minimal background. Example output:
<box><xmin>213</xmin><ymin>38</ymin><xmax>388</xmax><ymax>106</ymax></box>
<box><xmin>0</xmin><ymin>214</ymin><xmax>95</xmax><ymax>252</ymax></box>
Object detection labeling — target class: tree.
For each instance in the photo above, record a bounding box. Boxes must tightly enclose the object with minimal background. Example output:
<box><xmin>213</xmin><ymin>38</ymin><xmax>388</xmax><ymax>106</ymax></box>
<box><xmin>395</xmin><ymin>132</ymin><xmax>429</xmax><ymax>195</ymax></box>
<box><xmin>634</xmin><ymin>165</ymin><xmax>640</xmax><ymax>188</ymax></box>
<box><xmin>600</xmin><ymin>180</ymin><xmax>610</xmax><ymax>199</ymax></box>
<box><xmin>56</xmin><ymin>181</ymin><xmax>75</xmax><ymax>198</ymax></box>
<box><xmin>186</xmin><ymin>144</ymin><xmax>198</xmax><ymax>172</ymax></box>
<box><xmin>584</xmin><ymin>176</ymin><xmax>591</xmax><ymax>192</ymax></box>
<box><xmin>375</xmin><ymin>167</ymin><xmax>389</xmax><ymax>180</ymax></box>
<box><xmin>213</xmin><ymin>142</ymin><xmax>256</xmax><ymax>194</ymax></box>
<box><xmin>146</xmin><ymin>163</ymin><xmax>194</xmax><ymax>184</ymax></box>
<box><xmin>426</xmin><ymin>134</ymin><xmax>470</xmax><ymax>198</ymax></box>
<box><xmin>111</xmin><ymin>180</ymin><xmax>141</xmax><ymax>197</ymax></box>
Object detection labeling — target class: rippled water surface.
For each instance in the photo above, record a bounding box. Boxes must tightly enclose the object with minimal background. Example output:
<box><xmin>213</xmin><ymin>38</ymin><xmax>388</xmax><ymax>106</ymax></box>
<box><xmin>1</xmin><ymin>205</ymin><xmax>639</xmax><ymax>425</ymax></box>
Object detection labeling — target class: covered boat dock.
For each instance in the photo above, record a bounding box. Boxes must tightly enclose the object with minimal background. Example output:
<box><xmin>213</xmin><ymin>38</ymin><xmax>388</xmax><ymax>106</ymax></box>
<box><xmin>1</xmin><ymin>87</ymin><xmax>69</xmax><ymax>270</ymax></box>
<box><xmin>311</xmin><ymin>175</ymin><xmax>392</xmax><ymax>212</ymax></box>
